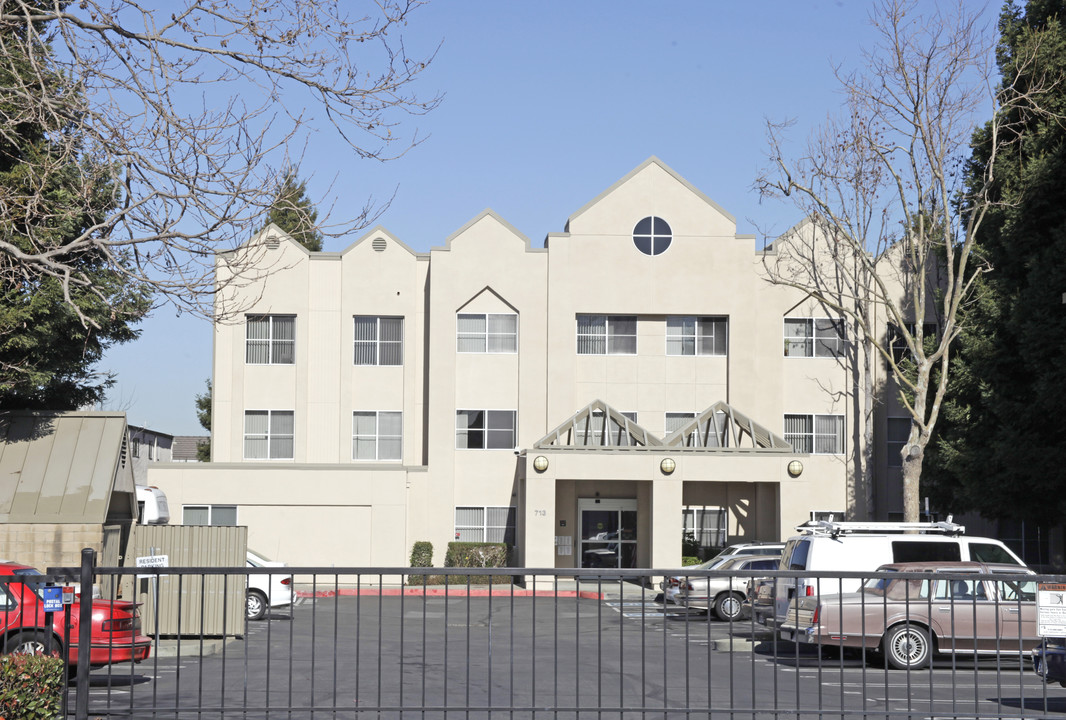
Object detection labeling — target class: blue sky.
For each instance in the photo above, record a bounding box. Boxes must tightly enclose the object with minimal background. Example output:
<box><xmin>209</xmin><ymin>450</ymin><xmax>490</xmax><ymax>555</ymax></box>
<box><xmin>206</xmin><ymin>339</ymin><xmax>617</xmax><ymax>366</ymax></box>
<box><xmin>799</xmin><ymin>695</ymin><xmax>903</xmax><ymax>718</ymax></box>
<box><xmin>100</xmin><ymin>1</ymin><xmax>998</xmax><ymax>435</ymax></box>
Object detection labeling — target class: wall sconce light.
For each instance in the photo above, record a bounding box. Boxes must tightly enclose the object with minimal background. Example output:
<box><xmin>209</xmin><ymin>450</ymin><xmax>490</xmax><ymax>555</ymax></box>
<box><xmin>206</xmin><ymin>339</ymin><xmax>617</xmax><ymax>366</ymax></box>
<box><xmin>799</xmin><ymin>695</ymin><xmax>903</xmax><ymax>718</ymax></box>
<box><xmin>660</xmin><ymin>457</ymin><xmax>676</xmax><ymax>475</ymax></box>
<box><xmin>533</xmin><ymin>455</ymin><xmax>549</xmax><ymax>473</ymax></box>
<box><xmin>787</xmin><ymin>460</ymin><xmax>804</xmax><ymax>478</ymax></box>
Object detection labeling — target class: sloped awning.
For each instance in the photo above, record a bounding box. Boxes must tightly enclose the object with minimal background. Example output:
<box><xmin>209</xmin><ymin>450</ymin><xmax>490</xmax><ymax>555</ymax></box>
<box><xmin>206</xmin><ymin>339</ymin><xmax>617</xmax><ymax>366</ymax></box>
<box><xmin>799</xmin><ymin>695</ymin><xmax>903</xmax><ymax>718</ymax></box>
<box><xmin>534</xmin><ymin>400</ymin><xmax>662</xmax><ymax>448</ymax></box>
<box><xmin>0</xmin><ymin>411</ymin><xmax>137</xmax><ymax>523</ymax></box>
<box><xmin>662</xmin><ymin>401</ymin><xmax>792</xmax><ymax>452</ymax></box>
<box><xmin>533</xmin><ymin>400</ymin><xmax>793</xmax><ymax>454</ymax></box>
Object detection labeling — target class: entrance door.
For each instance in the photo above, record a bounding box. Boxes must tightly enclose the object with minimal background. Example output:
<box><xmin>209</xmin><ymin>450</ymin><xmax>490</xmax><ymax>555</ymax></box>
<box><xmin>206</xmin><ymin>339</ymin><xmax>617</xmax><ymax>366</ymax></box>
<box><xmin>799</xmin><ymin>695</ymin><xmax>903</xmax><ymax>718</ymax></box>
<box><xmin>578</xmin><ymin>499</ymin><xmax>637</xmax><ymax>569</ymax></box>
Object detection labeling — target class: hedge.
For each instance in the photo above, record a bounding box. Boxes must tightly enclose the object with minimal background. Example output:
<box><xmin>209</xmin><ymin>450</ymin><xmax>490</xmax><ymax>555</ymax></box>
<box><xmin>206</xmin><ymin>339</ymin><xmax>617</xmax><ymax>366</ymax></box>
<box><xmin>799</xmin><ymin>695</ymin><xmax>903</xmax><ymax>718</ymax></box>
<box><xmin>0</xmin><ymin>653</ymin><xmax>64</xmax><ymax>720</ymax></box>
<box><xmin>407</xmin><ymin>541</ymin><xmax>434</xmax><ymax>585</ymax></box>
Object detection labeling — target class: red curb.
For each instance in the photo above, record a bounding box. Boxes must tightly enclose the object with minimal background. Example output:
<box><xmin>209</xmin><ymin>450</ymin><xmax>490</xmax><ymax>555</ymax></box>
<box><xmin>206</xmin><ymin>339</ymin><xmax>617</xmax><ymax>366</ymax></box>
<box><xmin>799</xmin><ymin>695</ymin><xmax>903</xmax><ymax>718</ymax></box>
<box><xmin>296</xmin><ymin>588</ymin><xmax>604</xmax><ymax>600</ymax></box>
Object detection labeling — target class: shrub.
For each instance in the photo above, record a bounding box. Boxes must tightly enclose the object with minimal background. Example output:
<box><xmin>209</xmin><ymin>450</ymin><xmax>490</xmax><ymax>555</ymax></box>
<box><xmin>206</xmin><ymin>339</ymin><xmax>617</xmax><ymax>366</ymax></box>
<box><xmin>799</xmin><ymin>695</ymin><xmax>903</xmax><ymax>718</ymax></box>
<box><xmin>443</xmin><ymin>542</ymin><xmax>510</xmax><ymax>585</ymax></box>
<box><xmin>682</xmin><ymin>556</ymin><xmax>701</xmax><ymax>566</ymax></box>
<box><xmin>0</xmin><ymin>653</ymin><xmax>64</xmax><ymax>720</ymax></box>
<box><xmin>407</xmin><ymin>541</ymin><xmax>435</xmax><ymax>586</ymax></box>
<box><xmin>409</xmin><ymin>541</ymin><xmax>433</xmax><ymax>568</ymax></box>
<box><xmin>681</xmin><ymin>530</ymin><xmax>701</xmax><ymax>558</ymax></box>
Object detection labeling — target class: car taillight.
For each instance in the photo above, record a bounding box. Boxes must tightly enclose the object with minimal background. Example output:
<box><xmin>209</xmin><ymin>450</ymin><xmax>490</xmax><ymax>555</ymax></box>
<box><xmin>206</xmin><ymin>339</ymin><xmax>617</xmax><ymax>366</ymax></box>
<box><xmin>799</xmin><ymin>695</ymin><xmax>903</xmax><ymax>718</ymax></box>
<box><xmin>102</xmin><ymin>618</ymin><xmax>134</xmax><ymax>632</ymax></box>
<box><xmin>805</xmin><ymin>585</ymin><xmax>814</xmax><ymax>597</ymax></box>
<box><xmin>281</xmin><ymin>578</ymin><xmax>291</xmax><ymax>586</ymax></box>
<box><xmin>684</xmin><ymin>582</ymin><xmax>694</xmax><ymax>591</ymax></box>
<box><xmin>812</xmin><ymin>606</ymin><xmax>820</xmax><ymax>624</ymax></box>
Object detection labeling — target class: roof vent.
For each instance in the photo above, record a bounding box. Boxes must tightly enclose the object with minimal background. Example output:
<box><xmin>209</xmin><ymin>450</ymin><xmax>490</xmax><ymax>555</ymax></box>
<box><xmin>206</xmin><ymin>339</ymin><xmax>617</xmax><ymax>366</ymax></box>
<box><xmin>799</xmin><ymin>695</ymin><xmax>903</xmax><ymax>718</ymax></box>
<box><xmin>265</xmin><ymin>237</ymin><xmax>280</xmax><ymax>250</ymax></box>
<box><xmin>372</xmin><ymin>237</ymin><xmax>387</xmax><ymax>252</ymax></box>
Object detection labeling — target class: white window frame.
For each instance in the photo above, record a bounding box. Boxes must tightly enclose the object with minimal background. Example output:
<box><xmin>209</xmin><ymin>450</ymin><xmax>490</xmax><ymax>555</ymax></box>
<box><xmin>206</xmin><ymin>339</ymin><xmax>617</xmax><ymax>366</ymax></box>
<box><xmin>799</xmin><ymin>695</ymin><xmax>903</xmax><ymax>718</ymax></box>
<box><xmin>352</xmin><ymin>411</ymin><xmax>403</xmax><ymax>461</ymax></box>
<box><xmin>683</xmin><ymin>506</ymin><xmax>727</xmax><ymax>548</ymax></box>
<box><xmin>576</xmin><ymin>314</ymin><xmax>637</xmax><ymax>355</ymax></box>
<box><xmin>456</xmin><ymin>313</ymin><xmax>518</xmax><ymax>353</ymax></box>
<box><xmin>182</xmin><ymin>504</ymin><xmax>238</xmax><ymax>526</ymax></box>
<box><xmin>354</xmin><ymin>316</ymin><xmax>403</xmax><ymax>366</ymax></box>
<box><xmin>243</xmin><ymin>410</ymin><xmax>295</xmax><ymax>460</ymax></box>
<box><xmin>783</xmin><ymin>413</ymin><xmax>845</xmax><ymax>455</ymax></box>
<box><xmin>666</xmin><ymin>316</ymin><xmax>728</xmax><ymax>356</ymax></box>
<box><xmin>455</xmin><ymin>410</ymin><xmax>517</xmax><ymax>450</ymax></box>
<box><xmin>246</xmin><ymin>315</ymin><xmax>296</xmax><ymax>365</ymax></box>
<box><xmin>886</xmin><ymin>417</ymin><xmax>910</xmax><ymax>468</ymax></box>
<box><xmin>783</xmin><ymin>318</ymin><xmax>846</xmax><ymax>358</ymax></box>
<box><xmin>454</xmin><ymin>506</ymin><xmax>517</xmax><ymax>544</ymax></box>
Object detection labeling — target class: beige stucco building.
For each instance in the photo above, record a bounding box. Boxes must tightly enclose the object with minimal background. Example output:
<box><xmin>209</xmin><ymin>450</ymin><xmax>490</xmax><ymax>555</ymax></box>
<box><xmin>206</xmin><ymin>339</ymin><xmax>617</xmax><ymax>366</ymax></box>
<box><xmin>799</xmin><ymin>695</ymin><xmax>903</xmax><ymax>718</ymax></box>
<box><xmin>149</xmin><ymin>158</ymin><xmax>914</xmax><ymax>569</ymax></box>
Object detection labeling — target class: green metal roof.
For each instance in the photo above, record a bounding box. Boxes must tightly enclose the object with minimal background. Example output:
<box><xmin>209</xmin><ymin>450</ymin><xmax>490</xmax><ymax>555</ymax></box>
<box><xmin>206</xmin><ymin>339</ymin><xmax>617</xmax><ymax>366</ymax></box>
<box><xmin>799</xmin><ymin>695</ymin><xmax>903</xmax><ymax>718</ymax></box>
<box><xmin>0</xmin><ymin>411</ymin><xmax>136</xmax><ymax>524</ymax></box>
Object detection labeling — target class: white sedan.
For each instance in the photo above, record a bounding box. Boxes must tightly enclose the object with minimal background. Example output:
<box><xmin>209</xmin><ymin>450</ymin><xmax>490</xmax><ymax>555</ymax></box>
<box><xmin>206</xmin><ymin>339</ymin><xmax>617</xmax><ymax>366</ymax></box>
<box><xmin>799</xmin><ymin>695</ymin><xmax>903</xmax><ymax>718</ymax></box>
<box><xmin>246</xmin><ymin>549</ymin><xmax>294</xmax><ymax>620</ymax></box>
<box><xmin>677</xmin><ymin>554</ymin><xmax>781</xmax><ymax>621</ymax></box>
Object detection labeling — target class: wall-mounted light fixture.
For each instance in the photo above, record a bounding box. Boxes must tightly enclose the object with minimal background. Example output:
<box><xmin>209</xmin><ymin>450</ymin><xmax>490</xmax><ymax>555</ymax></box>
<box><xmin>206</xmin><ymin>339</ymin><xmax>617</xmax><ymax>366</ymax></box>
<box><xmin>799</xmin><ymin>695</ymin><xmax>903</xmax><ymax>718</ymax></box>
<box><xmin>660</xmin><ymin>457</ymin><xmax>676</xmax><ymax>475</ymax></box>
<box><xmin>533</xmin><ymin>455</ymin><xmax>549</xmax><ymax>473</ymax></box>
<box><xmin>787</xmin><ymin>460</ymin><xmax>804</xmax><ymax>478</ymax></box>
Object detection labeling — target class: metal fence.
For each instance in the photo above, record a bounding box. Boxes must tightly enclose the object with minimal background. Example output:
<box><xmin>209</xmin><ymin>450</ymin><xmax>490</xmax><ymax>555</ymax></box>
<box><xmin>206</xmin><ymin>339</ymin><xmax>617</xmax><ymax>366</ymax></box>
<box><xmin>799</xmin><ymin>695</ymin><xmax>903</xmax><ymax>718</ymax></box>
<box><xmin>6</xmin><ymin>551</ymin><xmax>1066</xmax><ymax>719</ymax></box>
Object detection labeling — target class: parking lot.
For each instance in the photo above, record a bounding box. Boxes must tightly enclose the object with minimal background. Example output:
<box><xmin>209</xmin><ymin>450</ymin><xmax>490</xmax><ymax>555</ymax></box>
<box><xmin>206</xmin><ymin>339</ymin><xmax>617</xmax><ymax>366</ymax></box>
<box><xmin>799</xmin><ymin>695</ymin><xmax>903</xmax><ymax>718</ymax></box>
<box><xmin>71</xmin><ymin>589</ymin><xmax>1066</xmax><ymax>719</ymax></box>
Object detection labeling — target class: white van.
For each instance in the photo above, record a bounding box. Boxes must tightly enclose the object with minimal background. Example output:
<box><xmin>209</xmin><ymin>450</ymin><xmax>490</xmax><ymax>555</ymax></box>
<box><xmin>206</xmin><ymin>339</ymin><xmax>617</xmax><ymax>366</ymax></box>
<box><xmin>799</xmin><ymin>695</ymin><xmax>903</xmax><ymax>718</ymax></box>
<box><xmin>772</xmin><ymin>519</ymin><xmax>1025</xmax><ymax>630</ymax></box>
<box><xmin>135</xmin><ymin>485</ymin><xmax>171</xmax><ymax>525</ymax></box>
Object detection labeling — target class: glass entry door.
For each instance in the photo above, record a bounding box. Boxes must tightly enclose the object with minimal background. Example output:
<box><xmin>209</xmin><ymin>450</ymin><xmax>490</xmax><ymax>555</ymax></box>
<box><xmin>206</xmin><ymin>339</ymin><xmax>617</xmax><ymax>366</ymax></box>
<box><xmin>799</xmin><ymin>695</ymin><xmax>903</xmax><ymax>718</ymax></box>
<box><xmin>578</xmin><ymin>498</ymin><xmax>637</xmax><ymax>568</ymax></box>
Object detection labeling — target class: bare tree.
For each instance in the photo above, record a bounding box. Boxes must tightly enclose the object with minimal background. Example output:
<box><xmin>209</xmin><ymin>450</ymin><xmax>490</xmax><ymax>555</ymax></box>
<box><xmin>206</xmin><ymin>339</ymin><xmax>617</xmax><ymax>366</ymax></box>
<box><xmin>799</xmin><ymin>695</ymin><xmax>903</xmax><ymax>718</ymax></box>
<box><xmin>0</xmin><ymin>0</ymin><xmax>439</xmax><ymax>323</ymax></box>
<box><xmin>755</xmin><ymin>0</ymin><xmax>1048</xmax><ymax>522</ymax></box>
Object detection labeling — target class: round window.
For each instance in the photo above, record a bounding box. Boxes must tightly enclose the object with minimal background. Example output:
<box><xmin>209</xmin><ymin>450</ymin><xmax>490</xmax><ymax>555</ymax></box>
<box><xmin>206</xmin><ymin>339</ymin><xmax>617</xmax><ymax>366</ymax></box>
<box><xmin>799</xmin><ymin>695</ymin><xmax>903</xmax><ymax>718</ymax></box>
<box><xmin>633</xmin><ymin>216</ymin><xmax>672</xmax><ymax>256</ymax></box>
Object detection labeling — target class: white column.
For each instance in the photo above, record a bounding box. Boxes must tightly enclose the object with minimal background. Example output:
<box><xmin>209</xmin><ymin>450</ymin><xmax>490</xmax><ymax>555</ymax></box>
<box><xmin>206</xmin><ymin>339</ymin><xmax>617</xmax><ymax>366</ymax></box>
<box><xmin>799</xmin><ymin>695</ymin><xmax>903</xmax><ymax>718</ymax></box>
<box><xmin>651</xmin><ymin>478</ymin><xmax>683</xmax><ymax>569</ymax></box>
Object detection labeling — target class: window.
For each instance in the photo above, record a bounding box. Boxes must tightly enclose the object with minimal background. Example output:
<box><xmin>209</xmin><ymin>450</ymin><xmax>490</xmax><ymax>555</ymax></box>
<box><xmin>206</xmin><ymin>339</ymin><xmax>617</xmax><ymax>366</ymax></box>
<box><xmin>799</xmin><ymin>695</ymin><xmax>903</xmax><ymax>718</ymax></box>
<box><xmin>666</xmin><ymin>412</ymin><xmax>697</xmax><ymax>443</ymax></box>
<box><xmin>352</xmin><ymin>411</ymin><xmax>403</xmax><ymax>461</ymax></box>
<box><xmin>455</xmin><ymin>506</ymin><xmax>516</xmax><ymax>544</ymax></box>
<box><xmin>666</xmin><ymin>316</ymin><xmax>728</xmax><ymax>356</ymax></box>
<box><xmin>889</xmin><ymin>322</ymin><xmax>938</xmax><ymax>364</ymax></box>
<box><xmin>183</xmin><ymin>505</ymin><xmax>237</xmax><ymax>526</ymax></box>
<box><xmin>886</xmin><ymin>417</ymin><xmax>910</xmax><ymax>468</ymax></box>
<box><xmin>683</xmin><ymin>506</ymin><xmax>727</xmax><ymax>547</ymax></box>
<box><xmin>354</xmin><ymin>316</ymin><xmax>403</xmax><ymax>365</ymax></box>
<box><xmin>783</xmin><ymin>318</ymin><xmax>846</xmax><ymax>358</ymax></box>
<box><xmin>577</xmin><ymin>315</ymin><xmax>637</xmax><ymax>355</ymax></box>
<box><xmin>783</xmin><ymin>414</ymin><xmax>845</xmax><ymax>454</ymax></box>
<box><xmin>457</xmin><ymin>313</ymin><xmax>517</xmax><ymax>353</ymax></box>
<box><xmin>244</xmin><ymin>410</ymin><xmax>295</xmax><ymax>459</ymax></box>
<box><xmin>633</xmin><ymin>216</ymin><xmax>672</xmax><ymax>256</ymax></box>
<box><xmin>995</xmin><ymin>577</ymin><xmax>1036</xmax><ymax>602</ymax></box>
<box><xmin>579</xmin><ymin>410</ymin><xmax>637</xmax><ymax>446</ymax></box>
<box><xmin>131</xmin><ymin>439</ymin><xmax>141</xmax><ymax>458</ymax></box>
<box><xmin>246</xmin><ymin>315</ymin><xmax>295</xmax><ymax>364</ymax></box>
<box><xmin>456</xmin><ymin>410</ymin><xmax>516</xmax><ymax>449</ymax></box>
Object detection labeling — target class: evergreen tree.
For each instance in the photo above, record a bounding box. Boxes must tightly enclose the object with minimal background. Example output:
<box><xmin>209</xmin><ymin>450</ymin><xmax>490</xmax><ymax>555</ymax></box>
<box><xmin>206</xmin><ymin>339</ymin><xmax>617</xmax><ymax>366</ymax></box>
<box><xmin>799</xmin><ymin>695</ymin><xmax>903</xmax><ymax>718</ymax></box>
<box><xmin>0</xmin><ymin>7</ymin><xmax>150</xmax><ymax>409</ymax></box>
<box><xmin>262</xmin><ymin>169</ymin><xmax>323</xmax><ymax>251</ymax></box>
<box><xmin>195</xmin><ymin>379</ymin><xmax>211</xmax><ymax>462</ymax></box>
<box><xmin>926</xmin><ymin>0</ymin><xmax>1066</xmax><ymax>526</ymax></box>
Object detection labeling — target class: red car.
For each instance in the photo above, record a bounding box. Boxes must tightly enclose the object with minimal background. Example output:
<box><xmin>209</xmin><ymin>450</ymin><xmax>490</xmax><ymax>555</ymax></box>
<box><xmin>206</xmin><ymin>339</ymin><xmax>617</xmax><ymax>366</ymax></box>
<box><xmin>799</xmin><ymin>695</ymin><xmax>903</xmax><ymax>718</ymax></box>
<box><xmin>0</xmin><ymin>561</ymin><xmax>152</xmax><ymax>666</ymax></box>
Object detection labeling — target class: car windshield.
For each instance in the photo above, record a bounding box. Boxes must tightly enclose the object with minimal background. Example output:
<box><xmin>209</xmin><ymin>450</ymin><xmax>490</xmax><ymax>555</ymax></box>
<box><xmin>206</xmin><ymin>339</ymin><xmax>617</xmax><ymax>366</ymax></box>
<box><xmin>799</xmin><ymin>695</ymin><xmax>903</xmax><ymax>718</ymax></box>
<box><xmin>247</xmin><ymin>550</ymin><xmax>273</xmax><ymax>566</ymax></box>
<box><xmin>11</xmin><ymin>567</ymin><xmax>44</xmax><ymax>596</ymax></box>
<box><xmin>862</xmin><ymin>569</ymin><xmax>899</xmax><ymax>596</ymax></box>
<box><xmin>687</xmin><ymin>556</ymin><xmax>732</xmax><ymax>572</ymax></box>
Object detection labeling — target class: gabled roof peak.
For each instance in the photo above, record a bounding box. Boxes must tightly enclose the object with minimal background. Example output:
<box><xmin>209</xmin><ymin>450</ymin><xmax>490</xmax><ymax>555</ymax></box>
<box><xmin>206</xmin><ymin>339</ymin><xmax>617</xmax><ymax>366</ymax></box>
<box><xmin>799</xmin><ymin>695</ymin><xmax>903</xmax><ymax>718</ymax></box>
<box><xmin>566</xmin><ymin>157</ymin><xmax>736</xmax><ymax>230</ymax></box>
<box><xmin>662</xmin><ymin>401</ymin><xmax>791</xmax><ymax>452</ymax></box>
<box><xmin>534</xmin><ymin>400</ymin><xmax>661</xmax><ymax>449</ymax></box>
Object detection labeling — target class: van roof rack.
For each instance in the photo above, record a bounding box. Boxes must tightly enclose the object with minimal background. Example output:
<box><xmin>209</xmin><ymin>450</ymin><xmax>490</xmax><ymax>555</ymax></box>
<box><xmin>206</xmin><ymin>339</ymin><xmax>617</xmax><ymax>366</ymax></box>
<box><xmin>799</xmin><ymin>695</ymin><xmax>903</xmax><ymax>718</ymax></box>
<box><xmin>796</xmin><ymin>515</ymin><xmax>965</xmax><ymax>538</ymax></box>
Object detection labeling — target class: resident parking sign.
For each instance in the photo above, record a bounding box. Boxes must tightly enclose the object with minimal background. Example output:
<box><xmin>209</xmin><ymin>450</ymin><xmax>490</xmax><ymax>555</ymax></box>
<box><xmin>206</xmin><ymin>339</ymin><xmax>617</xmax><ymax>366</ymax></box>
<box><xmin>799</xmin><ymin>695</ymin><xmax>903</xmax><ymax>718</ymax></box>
<box><xmin>42</xmin><ymin>586</ymin><xmax>63</xmax><ymax>612</ymax></box>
